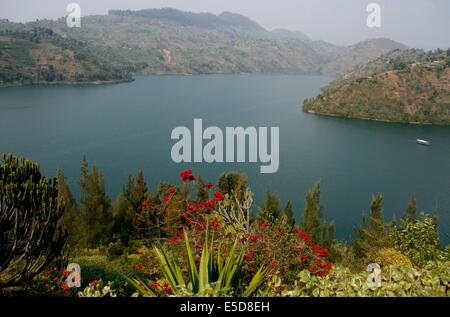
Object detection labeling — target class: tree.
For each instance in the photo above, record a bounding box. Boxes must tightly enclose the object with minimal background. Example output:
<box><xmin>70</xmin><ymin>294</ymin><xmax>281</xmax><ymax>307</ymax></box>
<box><xmin>392</xmin><ymin>213</ymin><xmax>440</xmax><ymax>266</ymax></box>
<box><xmin>79</xmin><ymin>158</ymin><xmax>112</xmax><ymax>248</ymax></box>
<box><xmin>0</xmin><ymin>154</ymin><xmax>66</xmax><ymax>288</ymax></box>
<box><xmin>121</xmin><ymin>170</ymin><xmax>149</xmax><ymax>240</ymax></box>
<box><xmin>259</xmin><ymin>191</ymin><xmax>281</xmax><ymax>221</ymax></box>
<box><xmin>302</xmin><ymin>181</ymin><xmax>325</xmax><ymax>242</ymax></box>
<box><xmin>217</xmin><ymin>172</ymin><xmax>247</xmax><ymax>200</ymax></box>
<box><xmin>112</xmin><ymin>194</ymin><xmax>132</xmax><ymax>245</ymax></box>
<box><xmin>353</xmin><ymin>193</ymin><xmax>394</xmax><ymax>261</ymax></box>
<box><xmin>56</xmin><ymin>170</ymin><xmax>83</xmax><ymax>249</ymax></box>
<box><xmin>283</xmin><ymin>200</ymin><xmax>295</xmax><ymax>227</ymax></box>
<box><xmin>403</xmin><ymin>196</ymin><xmax>417</xmax><ymax>221</ymax></box>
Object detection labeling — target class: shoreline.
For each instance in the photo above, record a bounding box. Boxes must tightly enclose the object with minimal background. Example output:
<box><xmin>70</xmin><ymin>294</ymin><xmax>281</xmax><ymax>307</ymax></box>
<box><xmin>304</xmin><ymin>109</ymin><xmax>438</xmax><ymax>126</ymax></box>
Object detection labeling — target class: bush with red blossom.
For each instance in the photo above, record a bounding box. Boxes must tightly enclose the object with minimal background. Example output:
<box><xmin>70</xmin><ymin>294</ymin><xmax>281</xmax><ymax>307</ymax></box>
<box><xmin>153</xmin><ymin>170</ymin><xmax>333</xmax><ymax>285</ymax></box>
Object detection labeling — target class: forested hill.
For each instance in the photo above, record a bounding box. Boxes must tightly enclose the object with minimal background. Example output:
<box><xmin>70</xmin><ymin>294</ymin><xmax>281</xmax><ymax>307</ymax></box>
<box><xmin>1</xmin><ymin>8</ymin><xmax>409</xmax><ymax>86</ymax></box>
<box><xmin>0</xmin><ymin>22</ymin><xmax>132</xmax><ymax>87</ymax></box>
<box><xmin>303</xmin><ymin>49</ymin><xmax>450</xmax><ymax>125</ymax></box>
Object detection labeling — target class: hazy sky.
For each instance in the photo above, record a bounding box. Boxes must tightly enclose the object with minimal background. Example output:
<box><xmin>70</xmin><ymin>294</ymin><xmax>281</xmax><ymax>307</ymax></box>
<box><xmin>1</xmin><ymin>0</ymin><xmax>449</xmax><ymax>49</ymax></box>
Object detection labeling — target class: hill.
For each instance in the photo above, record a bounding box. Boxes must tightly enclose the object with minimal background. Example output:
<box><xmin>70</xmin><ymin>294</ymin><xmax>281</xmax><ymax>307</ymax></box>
<box><xmin>0</xmin><ymin>23</ymin><xmax>132</xmax><ymax>87</ymax></box>
<box><xmin>25</xmin><ymin>9</ymin><xmax>407</xmax><ymax>76</ymax></box>
<box><xmin>303</xmin><ymin>49</ymin><xmax>450</xmax><ymax>125</ymax></box>
<box><xmin>0</xmin><ymin>9</ymin><xmax>409</xmax><ymax>86</ymax></box>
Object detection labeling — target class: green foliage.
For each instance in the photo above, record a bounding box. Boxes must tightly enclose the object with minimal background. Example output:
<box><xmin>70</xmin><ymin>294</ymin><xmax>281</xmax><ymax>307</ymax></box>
<box><xmin>392</xmin><ymin>214</ymin><xmax>441</xmax><ymax>267</ymax></box>
<box><xmin>302</xmin><ymin>182</ymin><xmax>324</xmax><ymax>242</ymax></box>
<box><xmin>0</xmin><ymin>154</ymin><xmax>66</xmax><ymax>288</ymax></box>
<box><xmin>353</xmin><ymin>193</ymin><xmax>394</xmax><ymax>263</ymax></box>
<box><xmin>129</xmin><ymin>231</ymin><xmax>269</xmax><ymax>297</ymax></box>
<box><xmin>374</xmin><ymin>248</ymin><xmax>413</xmax><ymax>267</ymax></box>
<box><xmin>265</xmin><ymin>261</ymin><xmax>450</xmax><ymax>297</ymax></box>
<box><xmin>302</xmin><ymin>181</ymin><xmax>333</xmax><ymax>245</ymax></box>
<box><xmin>217</xmin><ymin>172</ymin><xmax>247</xmax><ymax>200</ymax></box>
<box><xmin>403</xmin><ymin>196</ymin><xmax>417</xmax><ymax>221</ymax></box>
<box><xmin>78</xmin><ymin>280</ymin><xmax>117</xmax><ymax>297</ymax></box>
<box><xmin>259</xmin><ymin>191</ymin><xmax>282</xmax><ymax>221</ymax></box>
<box><xmin>79</xmin><ymin>158</ymin><xmax>112</xmax><ymax>248</ymax></box>
<box><xmin>56</xmin><ymin>170</ymin><xmax>83</xmax><ymax>250</ymax></box>
<box><xmin>283</xmin><ymin>200</ymin><xmax>295</xmax><ymax>227</ymax></box>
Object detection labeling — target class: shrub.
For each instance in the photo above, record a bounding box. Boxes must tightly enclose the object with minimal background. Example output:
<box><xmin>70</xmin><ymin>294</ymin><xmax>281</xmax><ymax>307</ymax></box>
<box><xmin>72</xmin><ymin>255</ymin><xmax>133</xmax><ymax>296</ymax></box>
<box><xmin>391</xmin><ymin>214</ymin><xmax>441</xmax><ymax>267</ymax></box>
<box><xmin>129</xmin><ymin>231</ymin><xmax>269</xmax><ymax>297</ymax></box>
<box><xmin>373</xmin><ymin>248</ymin><xmax>412</xmax><ymax>268</ymax></box>
<box><xmin>264</xmin><ymin>261</ymin><xmax>450</xmax><ymax>297</ymax></box>
<box><xmin>78</xmin><ymin>280</ymin><xmax>117</xmax><ymax>297</ymax></box>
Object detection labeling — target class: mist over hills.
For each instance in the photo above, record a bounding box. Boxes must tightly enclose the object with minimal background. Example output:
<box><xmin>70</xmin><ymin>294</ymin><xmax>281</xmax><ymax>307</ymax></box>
<box><xmin>0</xmin><ymin>8</ymin><xmax>409</xmax><ymax>86</ymax></box>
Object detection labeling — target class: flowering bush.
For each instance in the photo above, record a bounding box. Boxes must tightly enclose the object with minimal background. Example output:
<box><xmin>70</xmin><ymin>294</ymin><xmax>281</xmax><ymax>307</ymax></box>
<box><xmin>22</xmin><ymin>267</ymin><xmax>79</xmax><ymax>297</ymax></box>
<box><xmin>151</xmin><ymin>170</ymin><xmax>333</xmax><ymax>287</ymax></box>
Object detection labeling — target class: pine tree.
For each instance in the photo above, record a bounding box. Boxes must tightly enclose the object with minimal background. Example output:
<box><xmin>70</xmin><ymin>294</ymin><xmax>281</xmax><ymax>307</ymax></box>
<box><xmin>353</xmin><ymin>193</ymin><xmax>394</xmax><ymax>260</ymax></box>
<box><xmin>283</xmin><ymin>200</ymin><xmax>295</xmax><ymax>227</ymax></box>
<box><xmin>79</xmin><ymin>158</ymin><xmax>112</xmax><ymax>248</ymax></box>
<box><xmin>112</xmin><ymin>194</ymin><xmax>132</xmax><ymax>245</ymax></box>
<box><xmin>56</xmin><ymin>170</ymin><xmax>83</xmax><ymax>249</ymax></box>
<box><xmin>260</xmin><ymin>191</ymin><xmax>281</xmax><ymax>220</ymax></box>
<box><xmin>302</xmin><ymin>181</ymin><xmax>325</xmax><ymax>242</ymax></box>
<box><xmin>403</xmin><ymin>196</ymin><xmax>417</xmax><ymax>221</ymax></box>
<box><xmin>122</xmin><ymin>170</ymin><xmax>149</xmax><ymax>239</ymax></box>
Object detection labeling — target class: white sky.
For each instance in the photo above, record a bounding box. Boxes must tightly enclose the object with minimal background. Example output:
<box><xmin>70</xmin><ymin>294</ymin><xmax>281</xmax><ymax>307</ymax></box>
<box><xmin>1</xmin><ymin>0</ymin><xmax>449</xmax><ymax>49</ymax></box>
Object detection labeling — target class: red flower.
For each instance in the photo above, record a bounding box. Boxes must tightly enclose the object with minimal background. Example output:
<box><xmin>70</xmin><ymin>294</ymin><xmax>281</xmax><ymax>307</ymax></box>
<box><xmin>142</xmin><ymin>201</ymin><xmax>149</xmax><ymax>209</ymax></box>
<box><xmin>244</xmin><ymin>251</ymin><xmax>255</xmax><ymax>261</ymax></box>
<box><xmin>60</xmin><ymin>283</ymin><xmax>70</xmax><ymax>291</ymax></box>
<box><xmin>318</xmin><ymin>248</ymin><xmax>329</xmax><ymax>256</ymax></box>
<box><xmin>213</xmin><ymin>191</ymin><xmax>225</xmax><ymax>202</ymax></box>
<box><xmin>90</xmin><ymin>280</ymin><xmax>98</xmax><ymax>287</ymax></box>
<box><xmin>260</xmin><ymin>222</ymin><xmax>269</xmax><ymax>229</ymax></box>
<box><xmin>150</xmin><ymin>281</ymin><xmax>159</xmax><ymax>289</ymax></box>
<box><xmin>167</xmin><ymin>187</ymin><xmax>177</xmax><ymax>195</ymax></box>
<box><xmin>164</xmin><ymin>286</ymin><xmax>174</xmax><ymax>295</ymax></box>
<box><xmin>205</xmin><ymin>182</ymin><xmax>214</xmax><ymax>189</ymax></box>
<box><xmin>162</xmin><ymin>196</ymin><xmax>170</xmax><ymax>203</ymax></box>
<box><xmin>270</xmin><ymin>262</ymin><xmax>278</xmax><ymax>268</ymax></box>
<box><xmin>180</xmin><ymin>170</ymin><xmax>195</xmax><ymax>181</ymax></box>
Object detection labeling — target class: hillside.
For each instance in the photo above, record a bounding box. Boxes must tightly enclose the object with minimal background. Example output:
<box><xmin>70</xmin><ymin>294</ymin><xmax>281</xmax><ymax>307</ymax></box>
<box><xmin>303</xmin><ymin>49</ymin><xmax>450</xmax><ymax>125</ymax></box>
<box><xmin>319</xmin><ymin>38</ymin><xmax>409</xmax><ymax>76</ymax></box>
<box><xmin>0</xmin><ymin>9</ymin><xmax>409</xmax><ymax>87</ymax></box>
<box><xmin>23</xmin><ymin>8</ymin><xmax>406</xmax><ymax>76</ymax></box>
<box><xmin>0</xmin><ymin>24</ymin><xmax>132</xmax><ymax>87</ymax></box>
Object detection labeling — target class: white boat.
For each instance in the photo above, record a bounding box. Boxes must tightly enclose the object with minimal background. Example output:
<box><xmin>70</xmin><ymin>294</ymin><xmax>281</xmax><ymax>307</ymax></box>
<box><xmin>416</xmin><ymin>139</ymin><xmax>431</xmax><ymax>146</ymax></box>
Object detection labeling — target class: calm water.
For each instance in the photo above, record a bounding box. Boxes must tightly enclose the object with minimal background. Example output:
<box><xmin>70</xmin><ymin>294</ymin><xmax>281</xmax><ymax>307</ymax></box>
<box><xmin>1</xmin><ymin>75</ymin><xmax>449</xmax><ymax>243</ymax></box>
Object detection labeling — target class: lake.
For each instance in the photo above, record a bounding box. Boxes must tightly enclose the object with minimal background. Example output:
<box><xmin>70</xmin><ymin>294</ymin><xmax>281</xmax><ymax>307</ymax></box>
<box><xmin>0</xmin><ymin>75</ymin><xmax>449</xmax><ymax>243</ymax></box>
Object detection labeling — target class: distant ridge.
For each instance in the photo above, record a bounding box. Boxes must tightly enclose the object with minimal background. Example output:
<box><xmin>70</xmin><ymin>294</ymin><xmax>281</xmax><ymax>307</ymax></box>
<box><xmin>1</xmin><ymin>8</ymin><xmax>410</xmax><ymax>86</ymax></box>
<box><xmin>108</xmin><ymin>8</ymin><xmax>263</xmax><ymax>29</ymax></box>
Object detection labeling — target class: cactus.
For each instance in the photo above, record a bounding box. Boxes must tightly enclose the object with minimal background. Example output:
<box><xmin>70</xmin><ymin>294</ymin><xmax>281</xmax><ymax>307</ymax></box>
<box><xmin>0</xmin><ymin>154</ymin><xmax>67</xmax><ymax>288</ymax></box>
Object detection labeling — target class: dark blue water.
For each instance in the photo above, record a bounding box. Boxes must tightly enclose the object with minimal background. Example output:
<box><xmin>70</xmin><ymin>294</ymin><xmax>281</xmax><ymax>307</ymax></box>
<box><xmin>0</xmin><ymin>75</ymin><xmax>449</xmax><ymax>244</ymax></box>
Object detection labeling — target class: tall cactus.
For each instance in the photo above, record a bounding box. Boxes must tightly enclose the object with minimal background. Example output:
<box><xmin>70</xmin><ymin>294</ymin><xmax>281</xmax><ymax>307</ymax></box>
<box><xmin>0</xmin><ymin>154</ymin><xmax>67</xmax><ymax>288</ymax></box>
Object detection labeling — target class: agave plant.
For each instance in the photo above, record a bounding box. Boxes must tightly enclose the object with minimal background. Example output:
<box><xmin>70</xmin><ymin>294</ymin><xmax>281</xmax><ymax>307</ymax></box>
<box><xmin>129</xmin><ymin>231</ymin><xmax>268</xmax><ymax>296</ymax></box>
